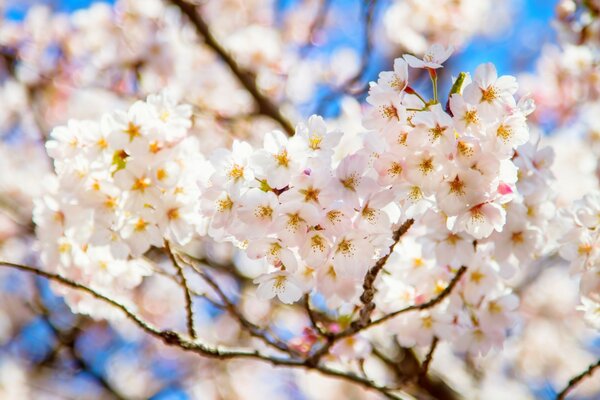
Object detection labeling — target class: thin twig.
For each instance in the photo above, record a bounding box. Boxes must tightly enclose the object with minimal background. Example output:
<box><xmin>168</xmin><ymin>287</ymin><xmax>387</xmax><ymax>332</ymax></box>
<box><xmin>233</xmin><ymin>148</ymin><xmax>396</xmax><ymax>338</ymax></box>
<box><xmin>368</xmin><ymin>266</ymin><xmax>467</xmax><ymax>328</ymax></box>
<box><xmin>303</xmin><ymin>294</ymin><xmax>331</xmax><ymax>338</ymax></box>
<box><xmin>315</xmin><ymin>0</ymin><xmax>377</xmax><ymax>113</ymax></box>
<box><xmin>306</xmin><ymin>265</ymin><xmax>467</xmax><ymax>365</ymax></box>
<box><xmin>165</xmin><ymin>240</ymin><xmax>197</xmax><ymax>339</ymax></box>
<box><xmin>31</xmin><ymin>303</ymin><xmax>127</xmax><ymax>400</ymax></box>
<box><xmin>344</xmin><ymin>0</ymin><xmax>377</xmax><ymax>89</ymax></box>
<box><xmin>419</xmin><ymin>337</ymin><xmax>438</xmax><ymax>382</ymax></box>
<box><xmin>168</xmin><ymin>0</ymin><xmax>294</xmax><ymax>136</ymax></box>
<box><xmin>556</xmin><ymin>359</ymin><xmax>600</xmax><ymax>400</ymax></box>
<box><xmin>302</xmin><ymin>0</ymin><xmax>333</xmax><ymax>55</ymax></box>
<box><xmin>177</xmin><ymin>253</ymin><xmax>294</xmax><ymax>355</ymax></box>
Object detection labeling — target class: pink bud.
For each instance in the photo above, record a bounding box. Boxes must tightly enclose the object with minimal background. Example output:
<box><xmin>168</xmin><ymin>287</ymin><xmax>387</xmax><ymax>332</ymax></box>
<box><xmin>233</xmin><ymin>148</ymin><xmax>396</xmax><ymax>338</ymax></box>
<box><xmin>497</xmin><ymin>182</ymin><xmax>513</xmax><ymax>195</ymax></box>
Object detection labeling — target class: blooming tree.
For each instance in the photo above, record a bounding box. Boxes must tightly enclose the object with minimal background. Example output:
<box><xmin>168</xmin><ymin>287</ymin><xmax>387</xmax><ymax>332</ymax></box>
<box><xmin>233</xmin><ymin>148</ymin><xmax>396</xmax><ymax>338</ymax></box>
<box><xmin>0</xmin><ymin>0</ymin><xmax>599</xmax><ymax>399</ymax></box>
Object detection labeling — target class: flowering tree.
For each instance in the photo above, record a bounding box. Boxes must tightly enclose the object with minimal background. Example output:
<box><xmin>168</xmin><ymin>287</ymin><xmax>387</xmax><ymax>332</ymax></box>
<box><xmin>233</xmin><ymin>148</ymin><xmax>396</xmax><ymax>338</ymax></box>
<box><xmin>0</xmin><ymin>0</ymin><xmax>599</xmax><ymax>399</ymax></box>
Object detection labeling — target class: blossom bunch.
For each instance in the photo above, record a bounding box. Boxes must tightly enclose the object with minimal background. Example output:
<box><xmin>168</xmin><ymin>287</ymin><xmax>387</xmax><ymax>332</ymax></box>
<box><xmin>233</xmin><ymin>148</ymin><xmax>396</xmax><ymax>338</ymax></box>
<box><xmin>199</xmin><ymin>46</ymin><xmax>556</xmax><ymax>355</ymax></box>
<box><xmin>558</xmin><ymin>191</ymin><xmax>600</xmax><ymax>329</ymax></box>
<box><xmin>33</xmin><ymin>93</ymin><xmax>204</xmax><ymax>316</ymax></box>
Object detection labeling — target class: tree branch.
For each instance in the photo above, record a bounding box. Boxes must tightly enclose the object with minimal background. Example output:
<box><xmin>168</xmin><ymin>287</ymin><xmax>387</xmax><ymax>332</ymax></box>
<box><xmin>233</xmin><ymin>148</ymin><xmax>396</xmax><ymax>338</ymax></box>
<box><xmin>302</xmin><ymin>0</ymin><xmax>333</xmax><ymax>55</ymax></box>
<box><xmin>168</xmin><ymin>0</ymin><xmax>294</xmax><ymax>136</ymax></box>
<box><xmin>176</xmin><ymin>253</ymin><xmax>294</xmax><ymax>355</ymax></box>
<box><xmin>303</xmin><ymin>294</ymin><xmax>332</xmax><ymax>338</ymax></box>
<box><xmin>307</xmin><ymin>265</ymin><xmax>467</xmax><ymax>365</ymax></box>
<box><xmin>419</xmin><ymin>337</ymin><xmax>438</xmax><ymax>382</ymax></box>
<box><xmin>165</xmin><ymin>240</ymin><xmax>197</xmax><ymax>339</ymax></box>
<box><xmin>0</xmin><ymin>260</ymin><xmax>409</xmax><ymax>399</ymax></box>
<box><xmin>368</xmin><ymin>266</ymin><xmax>467</xmax><ymax>328</ymax></box>
<box><xmin>355</xmin><ymin>218</ymin><xmax>414</xmax><ymax>329</ymax></box>
<box><xmin>32</xmin><ymin>303</ymin><xmax>127</xmax><ymax>400</ymax></box>
<box><xmin>556</xmin><ymin>359</ymin><xmax>600</xmax><ymax>400</ymax></box>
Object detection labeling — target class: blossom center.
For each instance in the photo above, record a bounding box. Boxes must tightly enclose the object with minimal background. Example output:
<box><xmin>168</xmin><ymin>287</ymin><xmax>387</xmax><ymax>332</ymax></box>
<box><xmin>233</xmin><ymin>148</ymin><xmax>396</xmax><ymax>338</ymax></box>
<box><xmin>481</xmin><ymin>86</ymin><xmax>498</xmax><ymax>103</ymax></box>
<box><xmin>228</xmin><ymin>164</ymin><xmax>245</xmax><ymax>181</ymax></box>
<box><xmin>274</xmin><ymin>149</ymin><xmax>290</xmax><ymax>167</ymax></box>
<box><xmin>124</xmin><ymin>121</ymin><xmax>142</xmax><ymax>141</ymax></box>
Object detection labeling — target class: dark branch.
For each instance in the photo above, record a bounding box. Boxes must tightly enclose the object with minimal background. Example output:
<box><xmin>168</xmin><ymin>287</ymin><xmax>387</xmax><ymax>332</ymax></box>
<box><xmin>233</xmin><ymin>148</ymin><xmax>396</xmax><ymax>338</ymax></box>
<box><xmin>419</xmin><ymin>337</ymin><xmax>439</xmax><ymax>382</ymax></box>
<box><xmin>355</xmin><ymin>218</ymin><xmax>414</xmax><ymax>328</ymax></box>
<box><xmin>168</xmin><ymin>0</ymin><xmax>294</xmax><ymax>136</ymax></box>
<box><xmin>556</xmin><ymin>359</ymin><xmax>600</xmax><ymax>400</ymax></box>
<box><xmin>177</xmin><ymin>253</ymin><xmax>294</xmax><ymax>355</ymax></box>
<box><xmin>306</xmin><ymin>265</ymin><xmax>467</xmax><ymax>366</ymax></box>
<box><xmin>0</xmin><ymin>260</ymin><xmax>407</xmax><ymax>399</ymax></box>
<box><xmin>165</xmin><ymin>240</ymin><xmax>197</xmax><ymax>339</ymax></box>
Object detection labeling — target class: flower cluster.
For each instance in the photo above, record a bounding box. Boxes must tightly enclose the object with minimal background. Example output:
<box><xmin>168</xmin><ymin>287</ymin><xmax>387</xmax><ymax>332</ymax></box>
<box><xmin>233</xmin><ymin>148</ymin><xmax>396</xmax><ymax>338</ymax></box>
<box><xmin>558</xmin><ymin>191</ymin><xmax>600</xmax><ymax>329</ymax></box>
<box><xmin>198</xmin><ymin>46</ymin><xmax>555</xmax><ymax>355</ymax></box>
<box><xmin>34</xmin><ymin>93</ymin><xmax>204</xmax><ymax>316</ymax></box>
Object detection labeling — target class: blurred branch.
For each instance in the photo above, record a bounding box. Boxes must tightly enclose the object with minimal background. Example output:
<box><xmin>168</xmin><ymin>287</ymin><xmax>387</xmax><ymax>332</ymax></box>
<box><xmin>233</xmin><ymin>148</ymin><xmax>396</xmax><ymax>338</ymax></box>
<box><xmin>315</xmin><ymin>0</ymin><xmax>377</xmax><ymax>113</ymax></box>
<box><xmin>556</xmin><ymin>359</ymin><xmax>600</xmax><ymax>400</ymax></box>
<box><xmin>419</xmin><ymin>337</ymin><xmax>438</xmax><ymax>382</ymax></box>
<box><xmin>302</xmin><ymin>0</ymin><xmax>333</xmax><ymax>55</ymax></box>
<box><xmin>168</xmin><ymin>0</ymin><xmax>295</xmax><ymax>136</ymax></box>
<box><xmin>32</xmin><ymin>304</ymin><xmax>127</xmax><ymax>400</ymax></box>
<box><xmin>343</xmin><ymin>0</ymin><xmax>377</xmax><ymax>91</ymax></box>
<box><xmin>302</xmin><ymin>294</ymin><xmax>332</xmax><ymax>338</ymax></box>
<box><xmin>373</xmin><ymin>340</ymin><xmax>461</xmax><ymax>400</ymax></box>
<box><xmin>0</xmin><ymin>46</ymin><xmax>17</xmax><ymax>76</ymax></box>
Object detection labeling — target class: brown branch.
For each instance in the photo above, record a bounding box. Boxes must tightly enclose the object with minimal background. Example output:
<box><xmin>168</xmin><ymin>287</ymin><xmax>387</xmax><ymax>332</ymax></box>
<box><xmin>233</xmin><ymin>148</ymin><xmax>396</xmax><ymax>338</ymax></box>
<box><xmin>165</xmin><ymin>240</ymin><xmax>197</xmax><ymax>339</ymax></box>
<box><xmin>0</xmin><ymin>261</ymin><xmax>165</xmax><ymax>337</ymax></box>
<box><xmin>0</xmin><ymin>260</ymin><xmax>408</xmax><ymax>399</ymax></box>
<box><xmin>177</xmin><ymin>253</ymin><xmax>294</xmax><ymax>355</ymax></box>
<box><xmin>344</xmin><ymin>0</ymin><xmax>377</xmax><ymax>90</ymax></box>
<box><xmin>303</xmin><ymin>294</ymin><xmax>332</xmax><ymax>338</ymax></box>
<box><xmin>0</xmin><ymin>46</ymin><xmax>17</xmax><ymax>76</ymax></box>
<box><xmin>556</xmin><ymin>359</ymin><xmax>600</xmax><ymax>400</ymax></box>
<box><xmin>32</xmin><ymin>304</ymin><xmax>127</xmax><ymax>400</ymax></box>
<box><xmin>305</xmin><ymin>0</ymin><xmax>332</xmax><ymax>49</ymax></box>
<box><xmin>368</xmin><ymin>266</ymin><xmax>467</xmax><ymax>328</ymax></box>
<box><xmin>307</xmin><ymin>265</ymin><xmax>467</xmax><ymax>365</ymax></box>
<box><xmin>373</xmin><ymin>341</ymin><xmax>461</xmax><ymax>400</ymax></box>
<box><xmin>419</xmin><ymin>337</ymin><xmax>438</xmax><ymax>382</ymax></box>
<box><xmin>315</xmin><ymin>0</ymin><xmax>377</xmax><ymax>113</ymax></box>
<box><xmin>355</xmin><ymin>218</ymin><xmax>414</xmax><ymax>329</ymax></box>
<box><xmin>168</xmin><ymin>0</ymin><xmax>294</xmax><ymax>136</ymax></box>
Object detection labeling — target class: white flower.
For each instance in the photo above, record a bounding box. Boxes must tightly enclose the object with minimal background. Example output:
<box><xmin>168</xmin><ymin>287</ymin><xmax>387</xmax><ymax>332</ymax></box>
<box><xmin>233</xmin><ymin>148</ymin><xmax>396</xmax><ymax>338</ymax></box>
<box><xmin>253</xmin><ymin>271</ymin><xmax>304</xmax><ymax>304</ymax></box>
<box><xmin>237</xmin><ymin>188</ymin><xmax>279</xmax><ymax>238</ymax></box>
<box><xmin>290</xmin><ymin>115</ymin><xmax>342</xmax><ymax>161</ymax></box>
<box><xmin>376</xmin><ymin>58</ymin><xmax>409</xmax><ymax>93</ymax></box>
<box><xmin>331</xmin><ymin>232</ymin><xmax>375</xmax><ymax>278</ymax></box>
<box><xmin>299</xmin><ymin>231</ymin><xmax>331</xmax><ymax>268</ymax></box>
<box><xmin>463</xmin><ymin>63</ymin><xmax>518</xmax><ymax>119</ymax></box>
<box><xmin>452</xmin><ymin>202</ymin><xmax>506</xmax><ymax>239</ymax></box>
<box><xmin>247</xmin><ymin>237</ymin><xmax>299</xmax><ymax>272</ymax></box>
<box><xmin>403</xmin><ymin>44</ymin><xmax>453</xmax><ymax>69</ymax></box>
<box><xmin>331</xmin><ymin>335</ymin><xmax>372</xmax><ymax>362</ymax></box>
<box><xmin>252</xmin><ymin>130</ymin><xmax>299</xmax><ymax>189</ymax></box>
<box><xmin>209</xmin><ymin>140</ymin><xmax>255</xmax><ymax>189</ymax></box>
<box><xmin>578</xmin><ymin>296</ymin><xmax>600</xmax><ymax>330</ymax></box>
